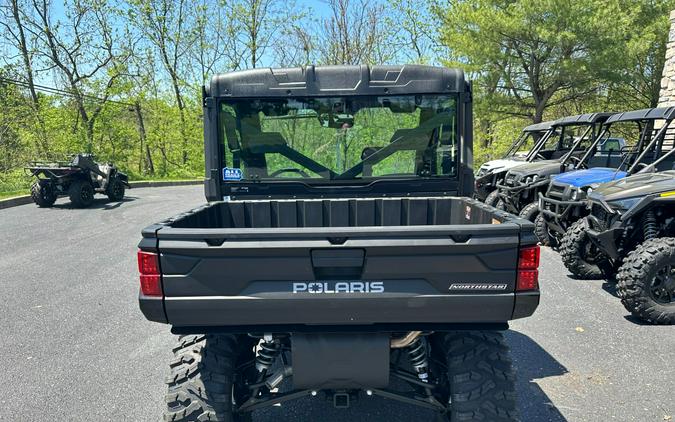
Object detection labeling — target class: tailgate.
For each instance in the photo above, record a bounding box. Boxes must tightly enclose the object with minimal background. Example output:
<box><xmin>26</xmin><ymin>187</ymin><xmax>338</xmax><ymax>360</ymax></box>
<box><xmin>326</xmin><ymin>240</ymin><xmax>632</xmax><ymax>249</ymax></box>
<box><xmin>152</xmin><ymin>224</ymin><xmax>534</xmax><ymax>328</ymax></box>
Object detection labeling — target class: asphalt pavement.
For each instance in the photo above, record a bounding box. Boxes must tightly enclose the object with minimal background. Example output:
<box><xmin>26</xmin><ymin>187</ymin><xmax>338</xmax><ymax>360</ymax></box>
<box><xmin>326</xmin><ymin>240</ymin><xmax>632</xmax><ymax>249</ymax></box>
<box><xmin>0</xmin><ymin>186</ymin><xmax>672</xmax><ymax>421</ymax></box>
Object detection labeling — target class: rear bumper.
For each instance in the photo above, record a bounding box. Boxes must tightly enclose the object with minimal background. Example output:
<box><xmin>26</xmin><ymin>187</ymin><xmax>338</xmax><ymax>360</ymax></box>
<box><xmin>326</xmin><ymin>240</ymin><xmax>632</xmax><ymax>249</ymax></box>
<box><xmin>141</xmin><ymin>291</ymin><xmax>539</xmax><ymax>330</ymax></box>
<box><xmin>139</xmin><ymin>293</ymin><xmax>167</xmax><ymax>323</ymax></box>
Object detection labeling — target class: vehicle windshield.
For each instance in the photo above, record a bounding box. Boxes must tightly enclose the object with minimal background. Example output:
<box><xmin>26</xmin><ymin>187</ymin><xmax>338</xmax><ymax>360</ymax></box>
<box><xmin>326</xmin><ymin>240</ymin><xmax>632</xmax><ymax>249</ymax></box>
<box><xmin>525</xmin><ymin>126</ymin><xmax>562</xmax><ymax>160</ymax></box>
<box><xmin>528</xmin><ymin>124</ymin><xmax>595</xmax><ymax>162</ymax></box>
<box><xmin>506</xmin><ymin>130</ymin><xmax>549</xmax><ymax>158</ymax></box>
<box><xmin>219</xmin><ymin>95</ymin><xmax>458</xmax><ymax>182</ymax></box>
<box><xmin>579</xmin><ymin>120</ymin><xmax>642</xmax><ymax>171</ymax></box>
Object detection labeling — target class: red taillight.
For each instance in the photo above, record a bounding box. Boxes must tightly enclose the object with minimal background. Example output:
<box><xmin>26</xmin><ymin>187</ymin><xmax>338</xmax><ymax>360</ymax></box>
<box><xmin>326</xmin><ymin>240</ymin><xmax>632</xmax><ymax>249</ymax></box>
<box><xmin>518</xmin><ymin>245</ymin><xmax>540</xmax><ymax>269</ymax></box>
<box><xmin>137</xmin><ymin>251</ymin><xmax>162</xmax><ymax>296</ymax></box>
<box><xmin>517</xmin><ymin>245</ymin><xmax>540</xmax><ymax>291</ymax></box>
<box><xmin>517</xmin><ymin>269</ymin><xmax>539</xmax><ymax>291</ymax></box>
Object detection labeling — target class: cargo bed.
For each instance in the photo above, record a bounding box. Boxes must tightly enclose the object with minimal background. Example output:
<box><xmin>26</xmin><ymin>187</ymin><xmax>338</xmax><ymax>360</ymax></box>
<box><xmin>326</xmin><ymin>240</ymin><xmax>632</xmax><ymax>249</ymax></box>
<box><xmin>139</xmin><ymin>197</ymin><xmax>539</xmax><ymax>332</ymax></box>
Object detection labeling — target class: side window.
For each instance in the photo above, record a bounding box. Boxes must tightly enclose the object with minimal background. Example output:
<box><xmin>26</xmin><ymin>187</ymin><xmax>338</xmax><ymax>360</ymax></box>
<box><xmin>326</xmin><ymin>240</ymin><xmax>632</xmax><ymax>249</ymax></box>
<box><xmin>560</xmin><ymin>134</ymin><xmax>576</xmax><ymax>149</ymax></box>
<box><xmin>601</xmin><ymin>138</ymin><xmax>622</xmax><ymax>153</ymax></box>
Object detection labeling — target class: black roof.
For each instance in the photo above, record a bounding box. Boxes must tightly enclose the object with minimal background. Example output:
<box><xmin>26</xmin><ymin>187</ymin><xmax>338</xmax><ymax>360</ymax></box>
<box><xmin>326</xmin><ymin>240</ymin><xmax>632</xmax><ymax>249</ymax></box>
<box><xmin>552</xmin><ymin>113</ymin><xmax>614</xmax><ymax>127</ymax></box>
<box><xmin>523</xmin><ymin>120</ymin><xmax>554</xmax><ymax>132</ymax></box>
<box><xmin>606</xmin><ymin>107</ymin><xmax>675</xmax><ymax>123</ymax></box>
<box><xmin>207</xmin><ymin>65</ymin><xmax>468</xmax><ymax>98</ymax></box>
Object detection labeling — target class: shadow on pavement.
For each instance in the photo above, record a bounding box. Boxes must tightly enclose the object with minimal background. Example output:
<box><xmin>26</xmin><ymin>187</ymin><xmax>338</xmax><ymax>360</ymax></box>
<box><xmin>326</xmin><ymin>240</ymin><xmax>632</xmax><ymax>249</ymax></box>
<box><xmin>622</xmin><ymin>314</ymin><xmax>659</xmax><ymax>325</ymax></box>
<box><xmin>51</xmin><ymin>196</ymin><xmax>138</xmax><ymax>210</ymax></box>
<box><xmin>600</xmin><ymin>280</ymin><xmax>620</xmax><ymax>298</ymax></box>
<box><xmin>505</xmin><ymin>330</ymin><xmax>569</xmax><ymax>422</ymax></box>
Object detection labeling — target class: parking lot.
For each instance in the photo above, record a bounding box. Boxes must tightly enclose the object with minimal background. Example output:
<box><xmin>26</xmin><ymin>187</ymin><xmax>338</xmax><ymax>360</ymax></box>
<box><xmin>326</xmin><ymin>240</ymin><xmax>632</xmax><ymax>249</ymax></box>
<box><xmin>0</xmin><ymin>185</ymin><xmax>672</xmax><ymax>421</ymax></box>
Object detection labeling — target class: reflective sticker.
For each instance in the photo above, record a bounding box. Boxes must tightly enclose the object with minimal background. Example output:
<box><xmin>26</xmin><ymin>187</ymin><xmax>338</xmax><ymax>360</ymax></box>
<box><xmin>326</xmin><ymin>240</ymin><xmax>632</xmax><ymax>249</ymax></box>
<box><xmin>465</xmin><ymin>205</ymin><xmax>472</xmax><ymax>220</ymax></box>
<box><xmin>660</xmin><ymin>191</ymin><xmax>675</xmax><ymax>197</ymax></box>
<box><xmin>449</xmin><ymin>283</ymin><xmax>507</xmax><ymax>291</ymax></box>
<box><xmin>223</xmin><ymin>167</ymin><xmax>242</xmax><ymax>181</ymax></box>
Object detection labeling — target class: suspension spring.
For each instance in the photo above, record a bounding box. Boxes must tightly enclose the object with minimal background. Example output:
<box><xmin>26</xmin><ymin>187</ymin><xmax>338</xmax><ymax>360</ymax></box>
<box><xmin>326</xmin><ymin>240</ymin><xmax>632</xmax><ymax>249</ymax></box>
<box><xmin>407</xmin><ymin>337</ymin><xmax>430</xmax><ymax>382</ymax></box>
<box><xmin>643</xmin><ymin>210</ymin><xmax>658</xmax><ymax>241</ymax></box>
<box><xmin>255</xmin><ymin>340</ymin><xmax>281</xmax><ymax>373</ymax></box>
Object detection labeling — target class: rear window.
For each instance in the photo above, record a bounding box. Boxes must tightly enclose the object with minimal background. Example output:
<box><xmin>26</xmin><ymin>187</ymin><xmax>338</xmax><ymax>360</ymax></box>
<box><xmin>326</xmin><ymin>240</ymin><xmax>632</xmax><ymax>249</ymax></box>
<box><xmin>218</xmin><ymin>95</ymin><xmax>459</xmax><ymax>183</ymax></box>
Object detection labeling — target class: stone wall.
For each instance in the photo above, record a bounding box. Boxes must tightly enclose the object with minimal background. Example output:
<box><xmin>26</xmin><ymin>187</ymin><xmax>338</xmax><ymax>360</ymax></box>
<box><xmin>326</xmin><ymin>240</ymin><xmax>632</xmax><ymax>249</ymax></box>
<box><xmin>659</xmin><ymin>10</ymin><xmax>675</xmax><ymax>107</ymax></box>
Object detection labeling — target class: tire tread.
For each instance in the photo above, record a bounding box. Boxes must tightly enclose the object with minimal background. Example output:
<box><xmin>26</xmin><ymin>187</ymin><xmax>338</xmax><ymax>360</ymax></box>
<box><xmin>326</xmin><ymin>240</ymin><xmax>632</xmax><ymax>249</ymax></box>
<box><xmin>68</xmin><ymin>180</ymin><xmax>94</xmax><ymax>208</ymax></box>
<box><xmin>616</xmin><ymin>237</ymin><xmax>675</xmax><ymax>324</ymax></box>
<box><xmin>534</xmin><ymin>213</ymin><xmax>552</xmax><ymax>247</ymax></box>
<box><xmin>30</xmin><ymin>180</ymin><xmax>56</xmax><ymax>207</ymax></box>
<box><xmin>164</xmin><ymin>334</ymin><xmax>242</xmax><ymax>422</ymax></box>
<box><xmin>518</xmin><ymin>202</ymin><xmax>539</xmax><ymax>222</ymax></box>
<box><xmin>560</xmin><ymin>219</ymin><xmax>603</xmax><ymax>279</ymax></box>
<box><xmin>484</xmin><ymin>190</ymin><xmax>500</xmax><ymax>207</ymax></box>
<box><xmin>442</xmin><ymin>331</ymin><xmax>518</xmax><ymax>422</ymax></box>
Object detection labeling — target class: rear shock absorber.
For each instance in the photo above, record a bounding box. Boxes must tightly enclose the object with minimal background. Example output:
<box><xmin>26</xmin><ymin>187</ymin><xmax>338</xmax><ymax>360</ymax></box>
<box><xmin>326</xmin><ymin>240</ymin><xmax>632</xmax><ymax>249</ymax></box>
<box><xmin>407</xmin><ymin>337</ymin><xmax>430</xmax><ymax>382</ymax></box>
<box><xmin>643</xmin><ymin>210</ymin><xmax>658</xmax><ymax>241</ymax></box>
<box><xmin>255</xmin><ymin>339</ymin><xmax>281</xmax><ymax>373</ymax></box>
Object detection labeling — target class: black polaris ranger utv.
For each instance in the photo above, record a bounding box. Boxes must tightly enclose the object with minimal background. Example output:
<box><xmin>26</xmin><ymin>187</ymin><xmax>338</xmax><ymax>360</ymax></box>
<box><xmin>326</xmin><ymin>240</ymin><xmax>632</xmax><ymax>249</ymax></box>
<box><xmin>495</xmin><ymin>113</ymin><xmax>613</xmax><ymax>221</ymax></box>
<box><xmin>562</xmin><ymin>108</ymin><xmax>675</xmax><ymax>323</ymax></box>
<box><xmin>474</xmin><ymin>120</ymin><xmax>554</xmax><ymax>205</ymax></box>
<box><xmin>137</xmin><ymin>65</ymin><xmax>541</xmax><ymax>421</ymax></box>
<box><xmin>25</xmin><ymin>153</ymin><xmax>129</xmax><ymax>207</ymax></box>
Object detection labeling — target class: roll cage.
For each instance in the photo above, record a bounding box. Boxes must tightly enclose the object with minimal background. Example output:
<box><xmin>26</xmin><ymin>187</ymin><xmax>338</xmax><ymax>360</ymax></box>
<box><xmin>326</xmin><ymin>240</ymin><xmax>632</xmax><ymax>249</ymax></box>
<box><xmin>503</xmin><ymin>121</ymin><xmax>554</xmax><ymax>159</ymax></box>
<box><xmin>594</xmin><ymin>107</ymin><xmax>675</xmax><ymax>176</ymax></box>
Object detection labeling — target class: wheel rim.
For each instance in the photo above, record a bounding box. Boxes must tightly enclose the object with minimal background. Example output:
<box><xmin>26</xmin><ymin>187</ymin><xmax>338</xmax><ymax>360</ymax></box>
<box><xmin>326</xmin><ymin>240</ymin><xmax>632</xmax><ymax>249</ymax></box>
<box><xmin>42</xmin><ymin>186</ymin><xmax>53</xmax><ymax>201</ymax></box>
<box><xmin>649</xmin><ymin>264</ymin><xmax>675</xmax><ymax>305</ymax></box>
<box><xmin>112</xmin><ymin>182</ymin><xmax>123</xmax><ymax>198</ymax></box>
<box><xmin>82</xmin><ymin>185</ymin><xmax>92</xmax><ymax>202</ymax></box>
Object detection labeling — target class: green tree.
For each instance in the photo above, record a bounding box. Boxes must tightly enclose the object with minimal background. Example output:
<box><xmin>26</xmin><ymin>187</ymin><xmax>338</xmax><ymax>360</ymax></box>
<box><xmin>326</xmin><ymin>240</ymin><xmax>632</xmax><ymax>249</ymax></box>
<box><xmin>606</xmin><ymin>0</ymin><xmax>674</xmax><ymax>109</ymax></box>
<box><xmin>437</xmin><ymin>0</ymin><xmax>630</xmax><ymax>123</ymax></box>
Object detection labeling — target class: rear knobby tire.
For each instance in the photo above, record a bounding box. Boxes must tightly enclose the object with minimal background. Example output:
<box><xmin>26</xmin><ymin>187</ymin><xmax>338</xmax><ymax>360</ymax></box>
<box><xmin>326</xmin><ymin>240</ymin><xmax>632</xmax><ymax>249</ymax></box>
<box><xmin>30</xmin><ymin>180</ymin><xmax>56</xmax><ymax>207</ymax></box>
<box><xmin>616</xmin><ymin>238</ymin><xmax>675</xmax><ymax>324</ymax></box>
<box><xmin>165</xmin><ymin>334</ymin><xmax>251</xmax><ymax>422</ymax></box>
<box><xmin>106</xmin><ymin>178</ymin><xmax>125</xmax><ymax>201</ymax></box>
<box><xmin>560</xmin><ymin>219</ymin><xmax>604</xmax><ymax>280</ymax></box>
<box><xmin>442</xmin><ymin>331</ymin><xmax>518</xmax><ymax>422</ymax></box>
<box><xmin>518</xmin><ymin>202</ymin><xmax>539</xmax><ymax>222</ymax></box>
<box><xmin>534</xmin><ymin>213</ymin><xmax>556</xmax><ymax>247</ymax></box>
<box><xmin>484</xmin><ymin>190</ymin><xmax>500</xmax><ymax>207</ymax></box>
<box><xmin>68</xmin><ymin>180</ymin><xmax>94</xmax><ymax>208</ymax></box>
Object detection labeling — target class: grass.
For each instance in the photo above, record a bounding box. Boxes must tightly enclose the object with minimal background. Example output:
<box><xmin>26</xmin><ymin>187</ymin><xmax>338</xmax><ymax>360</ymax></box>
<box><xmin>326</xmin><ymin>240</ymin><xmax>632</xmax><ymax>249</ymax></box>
<box><xmin>0</xmin><ymin>190</ymin><xmax>29</xmax><ymax>200</ymax></box>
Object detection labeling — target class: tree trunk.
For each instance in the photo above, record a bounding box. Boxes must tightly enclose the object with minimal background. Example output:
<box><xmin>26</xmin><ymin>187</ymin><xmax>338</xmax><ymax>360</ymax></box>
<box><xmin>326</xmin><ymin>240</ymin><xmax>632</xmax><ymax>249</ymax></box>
<box><xmin>167</xmin><ymin>68</ymin><xmax>188</xmax><ymax>165</ymax></box>
<box><xmin>86</xmin><ymin>122</ymin><xmax>95</xmax><ymax>153</ymax></box>
<box><xmin>533</xmin><ymin>101</ymin><xmax>545</xmax><ymax>124</ymax></box>
<box><xmin>135</xmin><ymin>102</ymin><xmax>152</xmax><ymax>174</ymax></box>
<box><xmin>11</xmin><ymin>0</ymin><xmax>38</xmax><ymax>107</ymax></box>
<box><xmin>480</xmin><ymin>120</ymin><xmax>493</xmax><ymax>149</ymax></box>
<box><xmin>146</xmin><ymin>144</ymin><xmax>155</xmax><ymax>175</ymax></box>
